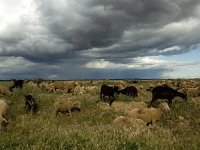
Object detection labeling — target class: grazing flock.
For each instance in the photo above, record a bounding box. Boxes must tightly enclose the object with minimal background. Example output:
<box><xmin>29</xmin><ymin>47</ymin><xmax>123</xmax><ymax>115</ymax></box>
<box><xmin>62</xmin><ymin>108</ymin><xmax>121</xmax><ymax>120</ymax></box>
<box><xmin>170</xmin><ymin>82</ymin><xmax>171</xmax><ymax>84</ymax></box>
<box><xmin>1</xmin><ymin>79</ymin><xmax>200</xmax><ymax>129</ymax></box>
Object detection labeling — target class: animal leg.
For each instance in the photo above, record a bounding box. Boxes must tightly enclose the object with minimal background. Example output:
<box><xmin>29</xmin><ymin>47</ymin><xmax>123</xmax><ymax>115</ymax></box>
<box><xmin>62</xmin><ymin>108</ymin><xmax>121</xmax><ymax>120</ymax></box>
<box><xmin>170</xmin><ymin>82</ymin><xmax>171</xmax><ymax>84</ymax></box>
<box><xmin>168</xmin><ymin>99</ymin><xmax>173</xmax><ymax>107</ymax></box>
<box><xmin>109</xmin><ymin>96</ymin><xmax>115</xmax><ymax>106</ymax></box>
<box><xmin>103</xmin><ymin>95</ymin><xmax>106</xmax><ymax>102</ymax></box>
<box><xmin>55</xmin><ymin>110</ymin><xmax>59</xmax><ymax>116</ymax></box>
<box><xmin>68</xmin><ymin>109</ymin><xmax>72</xmax><ymax>117</ymax></box>
<box><xmin>109</xmin><ymin>100</ymin><xmax>114</xmax><ymax>106</ymax></box>
<box><xmin>150</xmin><ymin>97</ymin><xmax>156</xmax><ymax>107</ymax></box>
<box><xmin>100</xmin><ymin>93</ymin><xmax>103</xmax><ymax>101</ymax></box>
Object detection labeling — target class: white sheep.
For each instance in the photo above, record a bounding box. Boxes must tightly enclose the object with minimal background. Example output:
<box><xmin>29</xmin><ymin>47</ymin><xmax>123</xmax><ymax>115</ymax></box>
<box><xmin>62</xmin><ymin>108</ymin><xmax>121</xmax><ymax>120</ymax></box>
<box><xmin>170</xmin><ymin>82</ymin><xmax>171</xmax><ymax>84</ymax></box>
<box><xmin>53</xmin><ymin>81</ymin><xmax>77</xmax><ymax>93</ymax></box>
<box><xmin>0</xmin><ymin>85</ymin><xmax>12</xmax><ymax>97</ymax></box>
<box><xmin>113</xmin><ymin>116</ymin><xmax>145</xmax><ymax>127</ymax></box>
<box><xmin>84</xmin><ymin>86</ymin><xmax>98</xmax><ymax>93</ymax></box>
<box><xmin>0</xmin><ymin>99</ymin><xmax>8</xmax><ymax>129</ymax></box>
<box><xmin>127</xmin><ymin>102</ymin><xmax>170</xmax><ymax>125</ymax></box>
<box><xmin>26</xmin><ymin>81</ymin><xmax>38</xmax><ymax>88</ymax></box>
<box><xmin>180</xmin><ymin>87</ymin><xmax>200</xmax><ymax>97</ymax></box>
<box><xmin>73</xmin><ymin>86</ymin><xmax>85</xmax><ymax>95</ymax></box>
<box><xmin>39</xmin><ymin>82</ymin><xmax>55</xmax><ymax>93</ymax></box>
<box><xmin>54</xmin><ymin>99</ymin><xmax>81</xmax><ymax>117</ymax></box>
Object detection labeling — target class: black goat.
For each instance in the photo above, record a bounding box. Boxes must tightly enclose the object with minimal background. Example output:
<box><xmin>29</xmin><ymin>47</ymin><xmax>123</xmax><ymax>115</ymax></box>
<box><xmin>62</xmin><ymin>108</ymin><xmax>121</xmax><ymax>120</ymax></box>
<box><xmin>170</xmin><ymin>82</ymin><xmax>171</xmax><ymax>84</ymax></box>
<box><xmin>9</xmin><ymin>79</ymin><xmax>24</xmax><ymax>92</ymax></box>
<box><xmin>25</xmin><ymin>95</ymin><xmax>38</xmax><ymax>113</ymax></box>
<box><xmin>119</xmin><ymin>86</ymin><xmax>138</xmax><ymax>98</ymax></box>
<box><xmin>100</xmin><ymin>84</ymin><xmax>119</xmax><ymax>105</ymax></box>
<box><xmin>150</xmin><ymin>86</ymin><xmax>187</xmax><ymax>107</ymax></box>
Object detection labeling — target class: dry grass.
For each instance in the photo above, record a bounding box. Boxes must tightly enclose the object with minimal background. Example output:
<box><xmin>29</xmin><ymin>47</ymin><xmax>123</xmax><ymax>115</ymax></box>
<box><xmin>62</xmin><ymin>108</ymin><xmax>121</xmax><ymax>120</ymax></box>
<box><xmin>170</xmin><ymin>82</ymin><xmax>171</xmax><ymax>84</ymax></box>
<box><xmin>0</xmin><ymin>79</ymin><xmax>200</xmax><ymax>149</ymax></box>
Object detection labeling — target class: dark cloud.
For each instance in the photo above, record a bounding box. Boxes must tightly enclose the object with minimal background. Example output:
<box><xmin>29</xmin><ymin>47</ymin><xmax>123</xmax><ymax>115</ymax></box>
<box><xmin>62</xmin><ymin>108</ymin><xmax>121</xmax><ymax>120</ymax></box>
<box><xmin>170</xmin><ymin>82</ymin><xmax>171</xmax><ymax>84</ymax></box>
<box><xmin>1</xmin><ymin>0</ymin><xmax>200</xmax><ymax>59</ymax></box>
<box><xmin>0</xmin><ymin>0</ymin><xmax>200</xmax><ymax>79</ymax></box>
<box><xmin>34</xmin><ymin>0</ymin><xmax>200</xmax><ymax>60</ymax></box>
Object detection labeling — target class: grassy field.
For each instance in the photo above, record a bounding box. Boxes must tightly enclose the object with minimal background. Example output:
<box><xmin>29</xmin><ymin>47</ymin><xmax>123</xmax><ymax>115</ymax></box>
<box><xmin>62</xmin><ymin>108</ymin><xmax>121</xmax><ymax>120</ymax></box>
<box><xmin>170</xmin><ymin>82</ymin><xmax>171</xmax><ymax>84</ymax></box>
<box><xmin>0</xmin><ymin>79</ymin><xmax>200</xmax><ymax>150</ymax></box>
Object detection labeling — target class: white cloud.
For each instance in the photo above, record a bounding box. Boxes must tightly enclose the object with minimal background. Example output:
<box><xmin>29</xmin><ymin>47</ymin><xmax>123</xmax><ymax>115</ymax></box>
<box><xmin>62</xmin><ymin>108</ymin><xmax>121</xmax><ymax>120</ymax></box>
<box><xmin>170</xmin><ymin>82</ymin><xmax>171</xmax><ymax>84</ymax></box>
<box><xmin>85</xmin><ymin>56</ymin><xmax>169</xmax><ymax>70</ymax></box>
<box><xmin>160</xmin><ymin>60</ymin><xmax>200</xmax><ymax>78</ymax></box>
<box><xmin>48</xmin><ymin>74</ymin><xmax>59</xmax><ymax>79</ymax></box>
<box><xmin>0</xmin><ymin>56</ymin><xmax>36</xmax><ymax>70</ymax></box>
<box><xmin>0</xmin><ymin>0</ymin><xmax>38</xmax><ymax>33</ymax></box>
<box><xmin>0</xmin><ymin>56</ymin><xmax>60</xmax><ymax>74</ymax></box>
<box><xmin>84</xmin><ymin>56</ymin><xmax>200</xmax><ymax>79</ymax></box>
<box><xmin>153</xmin><ymin>46</ymin><xmax>181</xmax><ymax>54</ymax></box>
<box><xmin>161</xmin><ymin>18</ymin><xmax>200</xmax><ymax>33</ymax></box>
<box><xmin>84</xmin><ymin>57</ymin><xmax>167</xmax><ymax>69</ymax></box>
<box><xmin>85</xmin><ymin>59</ymin><xmax>124</xmax><ymax>69</ymax></box>
<box><xmin>128</xmin><ymin>57</ymin><xmax>168</xmax><ymax>69</ymax></box>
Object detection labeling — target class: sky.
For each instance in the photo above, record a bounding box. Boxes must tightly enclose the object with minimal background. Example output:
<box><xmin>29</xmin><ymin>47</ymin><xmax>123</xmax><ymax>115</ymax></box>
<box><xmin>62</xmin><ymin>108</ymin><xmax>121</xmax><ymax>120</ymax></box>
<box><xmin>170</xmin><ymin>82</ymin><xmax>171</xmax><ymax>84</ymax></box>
<box><xmin>0</xmin><ymin>0</ymin><xmax>200</xmax><ymax>80</ymax></box>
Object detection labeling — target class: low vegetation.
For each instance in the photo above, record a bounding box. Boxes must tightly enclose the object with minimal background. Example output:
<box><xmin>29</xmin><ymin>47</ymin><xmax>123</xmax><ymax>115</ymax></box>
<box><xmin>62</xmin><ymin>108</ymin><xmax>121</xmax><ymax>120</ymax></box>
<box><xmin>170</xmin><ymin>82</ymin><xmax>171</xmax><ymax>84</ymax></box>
<box><xmin>0</xmin><ymin>79</ymin><xmax>200</xmax><ymax>149</ymax></box>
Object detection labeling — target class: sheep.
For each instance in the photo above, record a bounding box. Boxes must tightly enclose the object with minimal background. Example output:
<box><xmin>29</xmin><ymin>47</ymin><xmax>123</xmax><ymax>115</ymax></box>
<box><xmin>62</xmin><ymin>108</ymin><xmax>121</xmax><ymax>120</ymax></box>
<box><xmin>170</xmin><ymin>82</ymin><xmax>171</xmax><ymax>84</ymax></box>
<box><xmin>127</xmin><ymin>102</ymin><xmax>170</xmax><ymax>125</ymax></box>
<box><xmin>24</xmin><ymin>95</ymin><xmax>38</xmax><ymax>113</ymax></box>
<box><xmin>139</xmin><ymin>85</ymin><xmax>144</xmax><ymax>92</ymax></box>
<box><xmin>64</xmin><ymin>81</ymin><xmax>78</xmax><ymax>93</ymax></box>
<box><xmin>117</xmin><ymin>80</ymin><xmax>127</xmax><ymax>89</ymax></box>
<box><xmin>0</xmin><ymin>99</ymin><xmax>8</xmax><ymax>129</ymax></box>
<box><xmin>26</xmin><ymin>81</ymin><xmax>38</xmax><ymax>88</ymax></box>
<box><xmin>113</xmin><ymin>116</ymin><xmax>145</xmax><ymax>127</ymax></box>
<box><xmin>84</xmin><ymin>86</ymin><xmax>98</xmax><ymax>93</ymax></box>
<box><xmin>9</xmin><ymin>79</ymin><xmax>24</xmax><ymax>92</ymax></box>
<box><xmin>34</xmin><ymin>78</ymin><xmax>45</xmax><ymax>86</ymax></box>
<box><xmin>149</xmin><ymin>86</ymin><xmax>187</xmax><ymax>107</ymax></box>
<box><xmin>100</xmin><ymin>84</ymin><xmax>119</xmax><ymax>105</ymax></box>
<box><xmin>73</xmin><ymin>85</ymin><xmax>85</xmax><ymax>95</ymax></box>
<box><xmin>179</xmin><ymin>87</ymin><xmax>200</xmax><ymax>98</ymax></box>
<box><xmin>53</xmin><ymin>81</ymin><xmax>77</xmax><ymax>93</ymax></box>
<box><xmin>53</xmin><ymin>81</ymin><xmax>66</xmax><ymax>91</ymax></box>
<box><xmin>118</xmin><ymin>86</ymin><xmax>138</xmax><ymax>98</ymax></box>
<box><xmin>0</xmin><ymin>86</ymin><xmax>12</xmax><ymax>97</ymax></box>
<box><xmin>39</xmin><ymin>82</ymin><xmax>55</xmax><ymax>93</ymax></box>
<box><xmin>117</xmin><ymin>84</ymin><xmax>124</xmax><ymax>90</ymax></box>
<box><xmin>54</xmin><ymin>99</ymin><xmax>81</xmax><ymax>117</ymax></box>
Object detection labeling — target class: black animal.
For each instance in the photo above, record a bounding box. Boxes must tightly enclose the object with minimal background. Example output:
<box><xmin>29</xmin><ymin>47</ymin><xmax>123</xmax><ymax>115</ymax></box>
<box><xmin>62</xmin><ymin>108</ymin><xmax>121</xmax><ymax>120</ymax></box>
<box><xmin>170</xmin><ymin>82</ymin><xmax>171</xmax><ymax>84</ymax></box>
<box><xmin>119</xmin><ymin>86</ymin><xmax>138</xmax><ymax>98</ymax></box>
<box><xmin>25</xmin><ymin>95</ymin><xmax>38</xmax><ymax>113</ymax></box>
<box><xmin>150</xmin><ymin>86</ymin><xmax>187</xmax><ymax>107</ymax></box>
<box><xmin>100</xmin><ymin>84</ymin><xmax>119</xmax><ymax>105</ymax></box>
<box><xmin>9</xmin><ymin>79</ymin><xmax>24</xmax><ymax>92</ymax></box>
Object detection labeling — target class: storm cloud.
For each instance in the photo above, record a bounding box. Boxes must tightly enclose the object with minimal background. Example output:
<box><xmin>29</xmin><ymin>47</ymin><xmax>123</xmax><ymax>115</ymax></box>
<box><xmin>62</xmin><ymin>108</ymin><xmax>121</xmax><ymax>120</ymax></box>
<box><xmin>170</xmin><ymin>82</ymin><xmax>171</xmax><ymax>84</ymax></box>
<box><xmin>0</xmin><ymin>0</ymin><xmax>200</xmax><ymax>79</ymax></box>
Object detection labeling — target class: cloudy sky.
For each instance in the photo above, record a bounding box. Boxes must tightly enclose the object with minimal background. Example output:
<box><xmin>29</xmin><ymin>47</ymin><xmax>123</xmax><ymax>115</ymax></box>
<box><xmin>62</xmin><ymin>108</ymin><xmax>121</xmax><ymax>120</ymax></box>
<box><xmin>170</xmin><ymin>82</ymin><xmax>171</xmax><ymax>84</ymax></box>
<box><xmin>0</xmin><ymin>0</ymin><xmax>200</xmax><ymax>80</ymax></box>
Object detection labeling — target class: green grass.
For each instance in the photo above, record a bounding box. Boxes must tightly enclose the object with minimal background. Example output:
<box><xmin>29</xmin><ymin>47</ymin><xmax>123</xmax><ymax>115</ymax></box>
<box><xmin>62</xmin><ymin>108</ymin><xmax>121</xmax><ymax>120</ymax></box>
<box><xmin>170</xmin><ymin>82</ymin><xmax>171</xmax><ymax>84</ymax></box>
<box><xmin>0</xmin><ymin>80</ymin><xmax>200</xmax><ymax>150</ymax></box>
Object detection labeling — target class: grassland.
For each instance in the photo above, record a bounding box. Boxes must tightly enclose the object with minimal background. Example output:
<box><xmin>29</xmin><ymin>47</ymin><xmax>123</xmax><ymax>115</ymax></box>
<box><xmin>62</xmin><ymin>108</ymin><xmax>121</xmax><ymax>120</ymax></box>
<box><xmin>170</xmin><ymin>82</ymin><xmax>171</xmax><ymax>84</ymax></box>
<box><xmin>0</xmin><ymin>79</ymin><xmax>200</xmax><ymax>150</ymax></box>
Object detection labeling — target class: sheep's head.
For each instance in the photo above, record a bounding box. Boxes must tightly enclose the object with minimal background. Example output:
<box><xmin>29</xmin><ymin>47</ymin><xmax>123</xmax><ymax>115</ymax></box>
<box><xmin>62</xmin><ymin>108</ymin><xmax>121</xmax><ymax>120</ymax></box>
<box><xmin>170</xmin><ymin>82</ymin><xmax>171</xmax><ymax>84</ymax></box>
<box><xmin>25</xmin><ymin>95</ymin><xmax>33</xmax><ymax>100</ymax></box>
<box><xmin>2</xmin><ymin>118</ymin><xmax>8</xmax><ymax>124</ymax></box>
<box><xmin>181</xmin><ymin>93</ymin><xmax>187</xmax><ymax>101</ymax></box>
<box><xmin>122</xmin><ymin>117</ymin><xmax>131</xmax><ymax>124</ymax></box>
<box><xmin>72</xmin><ymin>101</ymin><xmax>81</xmax><ymax>111</ymax></box>
<box><xmin>159</xmin><ymin>102</ymin><xmax>171</xmax><ymax>112</ymax></box>
<box><xmin>0</xmin><ymin>117</ymin><xmax>8</xmax><ymax>128</ymax></box>
<box><xmin>114</xmin><ymin>86</ymin><xmax>119</xmax><ymax>94</ymax></box>
<box><xmin>177</xmin><ymin>90</ymin><xmax>187</xmax><ymax>101</ymax></box>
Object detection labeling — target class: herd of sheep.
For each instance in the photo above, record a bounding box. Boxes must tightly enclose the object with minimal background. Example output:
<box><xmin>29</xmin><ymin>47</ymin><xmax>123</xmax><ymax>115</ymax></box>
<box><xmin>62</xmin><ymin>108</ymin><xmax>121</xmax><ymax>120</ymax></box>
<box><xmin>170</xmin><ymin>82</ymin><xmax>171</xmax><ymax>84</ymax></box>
<box><xmin>0</xmin><ymin>79</ymin><xmax>200</xmax><ymax>129</ymax></box>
